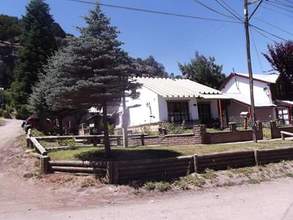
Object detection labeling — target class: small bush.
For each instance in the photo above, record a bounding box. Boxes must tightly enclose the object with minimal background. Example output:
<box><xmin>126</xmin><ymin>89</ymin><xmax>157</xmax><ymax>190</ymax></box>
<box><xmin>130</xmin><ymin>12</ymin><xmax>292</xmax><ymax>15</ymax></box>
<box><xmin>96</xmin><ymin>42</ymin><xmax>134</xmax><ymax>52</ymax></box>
<box><xmin>57</xmin><ymin>138</ymin><xmax>75</xmax><ymax>147</ymax></box>
<box><xmin>2</xmin><ymin>110</ymin><xmax>11</xmax><ymax>119</ymax></box>
<box><xmin>143</xmin><ymin>181</ymin><xmax>171</xmax><ymax>192</ymax></box>
<box><xmin>31</xmin><ymin>129</ymin><xmax>45</xmax><ymax>137</ymax></box>
<box><xmin>155</xmin><ymin>181</ymin><xmax>171</xmax><ymax>192</ymax></box>
<box><xmin>144</xmin><ymin>182</ymin><xmax>156</xmax><ymax>191</ymax></box>
<box><xmin>15</xmin><ymin>105</ymin><xmax>31</xmax><ymax>120</ymax></box>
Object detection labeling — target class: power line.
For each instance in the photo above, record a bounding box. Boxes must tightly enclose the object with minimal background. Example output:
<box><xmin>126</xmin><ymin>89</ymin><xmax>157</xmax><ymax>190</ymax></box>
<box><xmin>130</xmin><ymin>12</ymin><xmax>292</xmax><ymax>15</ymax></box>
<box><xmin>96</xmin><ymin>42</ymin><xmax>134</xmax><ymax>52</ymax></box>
<box><xmin>250</xmin><ymin>24</ymin><xmax>287</xmax><ymax>41</ymax></box>
<box><xmin>249</xmin><ymin>0</ymin><xmax>264</xmax><ymax>20</ymax></box>
<box><xmin>252</xmin><ymin>26</ymin><xmax>277</xmax><ymax>42</ymax></box>
<box><xmin>270</xmin><ymin>0</ymin><xmax>293</xmax><ymax>8</ymax></box>
<box><xmin>265</xmin><ymin>1</ymin><xmax>293</xmax><ymax>13</ymax></box>
<box><xmin>251</xmin><ymin>33</ymin><xmax>264</xmax><ymax>72</ymax></box>
<box><xmin>219</xmin><ymin>0</ymin><xmax>242</xmax><ymax>17</ymax></box>
<box><xmin>262</xmin><ymin>4</ymin><xmax>293</xmax><ymax>19</ymax></box>
<box><xmin>214</xmin><ymin>0</ymin><xmax>242</xmax><ymax>21</ymax></box>
<box><xmin>65</xmin><ymin>0</ymin><xmax>241</xmax><ymax>23</ymax></box>
<box><xmin>254</xmin><ymin>17</ymin><xmax>293</xmax><ymax>37</ymax></box>
<box><xmin>192</xmin><ymin>0</ymin><xmax>236</xmax><ymax>20</ymax></box>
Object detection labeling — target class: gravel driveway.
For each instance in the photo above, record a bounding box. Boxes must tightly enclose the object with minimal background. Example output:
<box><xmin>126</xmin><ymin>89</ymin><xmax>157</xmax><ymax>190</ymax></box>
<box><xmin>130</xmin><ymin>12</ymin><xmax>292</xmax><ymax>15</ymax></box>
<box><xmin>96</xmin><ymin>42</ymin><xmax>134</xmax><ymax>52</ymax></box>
<box><xmin>1</xmin><ymin>119</ymin><xmax>293</xmax><ymax>220</ymax></box>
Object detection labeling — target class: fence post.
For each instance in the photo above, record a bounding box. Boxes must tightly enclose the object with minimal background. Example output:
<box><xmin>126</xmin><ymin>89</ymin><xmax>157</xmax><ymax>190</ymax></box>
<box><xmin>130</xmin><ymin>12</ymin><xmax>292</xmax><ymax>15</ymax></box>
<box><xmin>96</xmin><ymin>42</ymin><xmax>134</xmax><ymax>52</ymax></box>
<box><xmin>26</xmin><ymin>128</ymin><xmax>32</xmax><ymax>148</ymax></box>
<box><xmin>193</xmin><ymin>154</ymin><xmax>198</xmax><ymax>173</ymax></box>
<box><xmin>40</xmin><ymin>155</ymin><xmax>50</xmax><ymax>174</ymax></box>
<box><xmin>107</xmin><ymin>161</ymin><xmax>119</xmax><ymax>184</ymax></box>
<box><xmin>117</xmin><ymin>136</ymin><xmax>121</xmax><ymax>146</ymax></box>
<box><xmin>254</xmin><ymin>149</ymin><xmax>259</xmax><ymax>166</ymax></box>
<box><xmin>141</xmin><ymin>134</ymin><xmax>145</xmax><ymax>146</ymax></box>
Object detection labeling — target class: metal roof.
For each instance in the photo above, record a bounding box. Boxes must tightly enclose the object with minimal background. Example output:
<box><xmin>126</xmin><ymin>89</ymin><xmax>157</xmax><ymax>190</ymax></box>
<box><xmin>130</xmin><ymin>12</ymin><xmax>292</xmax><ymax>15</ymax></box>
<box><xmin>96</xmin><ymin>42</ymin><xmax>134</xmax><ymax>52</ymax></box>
<box><xmin>134</xmin><ymin>77</ymin><xmax>225</xmax><ymax>99</ymax></box>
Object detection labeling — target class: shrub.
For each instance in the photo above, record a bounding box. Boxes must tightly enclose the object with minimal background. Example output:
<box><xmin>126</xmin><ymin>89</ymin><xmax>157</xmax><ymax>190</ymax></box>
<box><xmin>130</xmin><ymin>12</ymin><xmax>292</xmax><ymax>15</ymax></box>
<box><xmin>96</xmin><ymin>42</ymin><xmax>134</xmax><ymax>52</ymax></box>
<box><xmin>160</xmin><ymin>122</ymin><xmax>185</xmax><ymax>134</ymax></box>
<box><xmin>57</xmin><ymin>138</ymin><xmax>75</xmax><ymax>147</ymax></box>
<box><xmin>2</xmin><ymin>110</ymin><xmax>11</xmax><ymax>119</ymax></box>
<box><xmin>15</xmin><ymin>105</ymin><xmax>31</xmax><ymax>119</ymax></box>
<box><xmin>143</xmin><ymin>181</ymin><xmax>171</xmax><ymax>192</ymax></box>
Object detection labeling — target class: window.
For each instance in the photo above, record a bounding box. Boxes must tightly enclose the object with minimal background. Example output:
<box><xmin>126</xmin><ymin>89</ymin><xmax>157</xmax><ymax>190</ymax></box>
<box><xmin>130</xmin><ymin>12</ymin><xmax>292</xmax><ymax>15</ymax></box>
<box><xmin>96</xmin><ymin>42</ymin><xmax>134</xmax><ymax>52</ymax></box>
<box><xmin>167</xmin><ymin>101</ymin><xmax>190</xmax><ymax>123</ymax></box>
<box><xmin>277</xmin><ymin>107</ymin><xmax>289</xmax><ymax>125</ymax></box>
<box><xmin>198</xmin><ymin>103</ymin><xmax>211</xmax><ymax>124</ymax></box>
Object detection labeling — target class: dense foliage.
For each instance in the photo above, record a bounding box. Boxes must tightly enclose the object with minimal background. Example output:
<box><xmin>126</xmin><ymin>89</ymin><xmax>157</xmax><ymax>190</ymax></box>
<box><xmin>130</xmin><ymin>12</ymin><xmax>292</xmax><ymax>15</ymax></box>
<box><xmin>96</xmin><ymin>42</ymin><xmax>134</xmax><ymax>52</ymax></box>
<box><xmin>133</xmin><ymin>56</ymin><xmax>168</xmax><ymax>77</ymax></box>
<box><xmin>29</xmin><ymin>4</ymin><xmax>140</xmax><ymax>155</ymax></box>
<box><xmin>264</xmin><ymin>41</ymin><xmax>293</xmax><ymax>80</ymax></box>
<box><xmin>0</xmin><ymin>15</ymin><xmax>22</xmax><ymax>43</ymax></box>
<box><xmin>264</xmin><ymin>41</ymin><xmax>293</xmax><ymax>100</ymax></box>
<box><xmin>178</xmin><ymin>52</ymin><xmax>226</xmax><ymax>89</ymax></box>
<box><xmin>8</xmin><ymin>0</ymin><xmax>65</xmax><ymax>119</ymax></box>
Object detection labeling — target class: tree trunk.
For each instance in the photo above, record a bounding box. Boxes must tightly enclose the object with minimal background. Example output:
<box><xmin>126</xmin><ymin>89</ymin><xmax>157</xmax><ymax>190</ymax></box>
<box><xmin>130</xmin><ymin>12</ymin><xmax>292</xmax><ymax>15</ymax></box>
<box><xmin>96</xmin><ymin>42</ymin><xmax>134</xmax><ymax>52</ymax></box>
<box><xmin>103</xmin><ymin>102</ymin><xmax>111</xmax><ymax>157</ymax></box>
<box><xmin>58</xmin><ymin>116</ymin><xmax>63</xmax><ymax>135</ymax></box>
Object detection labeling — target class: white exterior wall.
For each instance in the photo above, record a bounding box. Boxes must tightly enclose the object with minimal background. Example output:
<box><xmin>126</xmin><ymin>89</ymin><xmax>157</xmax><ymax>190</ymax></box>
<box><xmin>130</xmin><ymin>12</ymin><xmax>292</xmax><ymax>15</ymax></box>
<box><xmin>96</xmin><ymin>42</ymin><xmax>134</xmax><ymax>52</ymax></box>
<box><xmin>117</xmin><ymin>86</ymin><xmax>160</xmax><ymax>128</ymax></box>
<box><xmin>222</xmin><ymin>75</ymin><xmax>274</xmax><ymax>106</ymax></box>
<box><xmin>117</xmin><ymin>87</ymin><xmax>220</xmax><ymax>128</ymax></box>
<box><xmin>222</xmin><ymin>75</ymin><xmax>277</xmax><ymax>122</ymax></box>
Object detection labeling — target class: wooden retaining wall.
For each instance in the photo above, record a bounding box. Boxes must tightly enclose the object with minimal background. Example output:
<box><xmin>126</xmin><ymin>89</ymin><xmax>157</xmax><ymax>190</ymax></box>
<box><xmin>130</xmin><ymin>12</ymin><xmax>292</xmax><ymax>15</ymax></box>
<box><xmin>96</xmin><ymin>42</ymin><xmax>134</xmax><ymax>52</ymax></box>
<box><xmin>257</xmin><ymin>147</ymin><xmax>293</xmax><ymax>165</ymax></box>
<box><xmin>196</xmin><ymin>151</ymin><xmax>256</xmax><ymax>172</ymax></box>
<box><xmin>107</xmin><ymin>156</ymin><xmax>194</xmax><ymax>184</ymax></box>
<box><xmin>49</xmin><ymin>160</ymin><xmax>107</xmax><ymax>177</ymax></box>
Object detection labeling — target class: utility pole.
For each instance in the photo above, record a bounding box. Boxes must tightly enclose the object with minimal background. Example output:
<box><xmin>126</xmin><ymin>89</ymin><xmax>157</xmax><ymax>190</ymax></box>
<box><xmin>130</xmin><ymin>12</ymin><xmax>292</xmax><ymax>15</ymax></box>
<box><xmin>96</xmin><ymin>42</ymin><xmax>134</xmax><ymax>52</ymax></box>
<box><xmin>244</xmin><ymin>0</ymin><xmax>257</xmax><ymax>142</ymax></box>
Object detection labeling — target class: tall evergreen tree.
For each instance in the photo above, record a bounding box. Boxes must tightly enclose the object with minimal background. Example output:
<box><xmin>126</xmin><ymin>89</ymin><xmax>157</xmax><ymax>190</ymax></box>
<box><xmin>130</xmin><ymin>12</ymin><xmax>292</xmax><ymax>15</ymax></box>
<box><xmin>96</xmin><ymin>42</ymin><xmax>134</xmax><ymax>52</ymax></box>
<box><xmin>30</xmin><ymin>5</ymin><xmax>139</xmax><ymax>156</ymax></box>
<box><xmin>179</xmin><ymin>52</ymin><xmax>226</xmax><ymax>89</ymax></box>
<box><xmin>133</xmin><ymin>56</ymin><xmax>168</xmax><ymax>77</ymax></box>
<box><xmin>10</xmin><ymin>0</ymin><xmax>61</xmax><ymax>118</ymax></box>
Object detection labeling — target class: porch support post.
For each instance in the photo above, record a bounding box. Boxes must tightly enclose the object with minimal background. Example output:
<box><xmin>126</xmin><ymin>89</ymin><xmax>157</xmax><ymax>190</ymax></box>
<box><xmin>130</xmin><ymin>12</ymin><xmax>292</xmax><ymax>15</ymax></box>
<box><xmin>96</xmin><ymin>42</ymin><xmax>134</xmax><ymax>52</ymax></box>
<box><xmin>218</xmin><ymin>99</ymin><xmax>224</xmax><ymax>129</ymax></box>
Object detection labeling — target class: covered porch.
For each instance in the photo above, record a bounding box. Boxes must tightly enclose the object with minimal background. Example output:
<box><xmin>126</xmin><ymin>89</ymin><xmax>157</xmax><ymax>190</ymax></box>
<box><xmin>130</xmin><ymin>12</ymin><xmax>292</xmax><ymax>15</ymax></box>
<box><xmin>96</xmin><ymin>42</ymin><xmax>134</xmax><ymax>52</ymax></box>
<box><xmin>166</xmin><ymin>94</ymin><xmax>231</xmax><ymax>129</ymax></box>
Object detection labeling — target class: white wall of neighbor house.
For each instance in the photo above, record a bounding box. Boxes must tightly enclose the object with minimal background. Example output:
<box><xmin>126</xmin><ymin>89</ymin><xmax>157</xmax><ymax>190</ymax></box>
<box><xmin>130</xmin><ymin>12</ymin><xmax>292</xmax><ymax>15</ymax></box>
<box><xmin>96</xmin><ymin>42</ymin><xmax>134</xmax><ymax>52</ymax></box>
<box><xmin>222</xmin><ymin>75</ymin><xmax>274</xmax><ymax>106</ymax></box>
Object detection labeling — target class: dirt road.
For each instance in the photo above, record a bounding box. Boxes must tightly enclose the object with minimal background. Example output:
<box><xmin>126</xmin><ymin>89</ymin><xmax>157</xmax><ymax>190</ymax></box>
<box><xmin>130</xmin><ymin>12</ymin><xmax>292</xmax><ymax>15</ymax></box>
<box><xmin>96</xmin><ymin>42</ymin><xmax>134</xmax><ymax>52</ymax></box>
<box><xmin>1</xmin><ymin>119</ymin><xmax>293</xmax><ymax>220</ymax></box>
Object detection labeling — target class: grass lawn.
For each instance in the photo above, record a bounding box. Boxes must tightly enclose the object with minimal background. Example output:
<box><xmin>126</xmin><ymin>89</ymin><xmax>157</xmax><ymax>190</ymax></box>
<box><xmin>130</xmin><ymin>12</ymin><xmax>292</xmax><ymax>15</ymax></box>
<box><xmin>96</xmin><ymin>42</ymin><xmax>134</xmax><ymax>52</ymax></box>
<box><xmin>48</xmin><ymin>139</ymin><xmax>293</xmax><ymax>161</ymax></box>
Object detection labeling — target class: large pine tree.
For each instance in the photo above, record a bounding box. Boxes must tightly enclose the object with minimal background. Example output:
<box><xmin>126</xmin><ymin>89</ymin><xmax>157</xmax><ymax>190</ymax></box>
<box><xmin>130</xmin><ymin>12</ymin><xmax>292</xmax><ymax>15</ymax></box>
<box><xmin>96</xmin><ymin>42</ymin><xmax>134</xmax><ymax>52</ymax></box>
<box><xmin>30</xmin><ymin>5</ymin><xmax>139</xmax><ymax>156</ymax></box>
<box><xmin>10</xmin><ymin>0</ymin><xmax>61</xmax><ymax>118</ymax></box>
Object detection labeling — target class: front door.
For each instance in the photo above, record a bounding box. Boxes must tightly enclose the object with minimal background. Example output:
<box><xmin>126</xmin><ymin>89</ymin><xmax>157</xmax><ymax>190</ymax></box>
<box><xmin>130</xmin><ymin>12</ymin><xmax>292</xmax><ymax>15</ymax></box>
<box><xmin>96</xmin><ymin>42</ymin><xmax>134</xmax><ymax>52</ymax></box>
<box><xmin>198</xmin><ymin>103</ymin><xmax>211</xmax><ymax>124</ymax></box>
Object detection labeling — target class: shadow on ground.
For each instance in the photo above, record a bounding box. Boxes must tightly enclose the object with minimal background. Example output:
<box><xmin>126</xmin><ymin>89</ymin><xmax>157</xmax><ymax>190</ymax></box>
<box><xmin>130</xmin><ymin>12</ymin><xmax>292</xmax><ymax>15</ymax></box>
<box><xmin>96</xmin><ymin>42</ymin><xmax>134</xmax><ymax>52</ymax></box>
<box><xmin>77</xmin><ymin>149</ymin><xmax>182</xmax><ymax>161</ymax></box>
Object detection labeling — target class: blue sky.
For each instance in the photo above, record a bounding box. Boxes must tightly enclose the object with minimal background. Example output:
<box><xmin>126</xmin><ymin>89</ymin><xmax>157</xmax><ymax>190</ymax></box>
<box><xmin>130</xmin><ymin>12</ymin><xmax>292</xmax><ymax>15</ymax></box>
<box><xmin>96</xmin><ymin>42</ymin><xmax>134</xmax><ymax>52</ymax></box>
<box><xmin>1</xmin><ymin>0</ymin><xmax>292</xmax><ymax>75</ymax></box>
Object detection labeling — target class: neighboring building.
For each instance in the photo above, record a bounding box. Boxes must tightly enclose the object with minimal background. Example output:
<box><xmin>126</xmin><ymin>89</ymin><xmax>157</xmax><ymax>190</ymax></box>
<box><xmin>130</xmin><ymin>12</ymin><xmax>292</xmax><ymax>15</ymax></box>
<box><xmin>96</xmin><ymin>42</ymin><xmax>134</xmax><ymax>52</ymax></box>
<box><xmin>116</xmin><ymin>77</ymin><xmax>230</xmax><ymax>130</ymax></box>
<box><xmin>221</xmin><ymin>72</ymin><xmax>293</xmax><ymax>124</ymax></box>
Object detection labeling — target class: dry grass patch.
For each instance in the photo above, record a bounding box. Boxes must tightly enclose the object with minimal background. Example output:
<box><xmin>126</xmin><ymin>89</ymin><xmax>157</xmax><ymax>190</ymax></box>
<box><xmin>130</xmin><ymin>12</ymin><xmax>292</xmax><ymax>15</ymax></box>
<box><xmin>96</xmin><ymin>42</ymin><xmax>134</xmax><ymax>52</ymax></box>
<box><xmin>141</xmin><ymin>160</ymin><xmax>293</xmax><ymax>192</ymax></box>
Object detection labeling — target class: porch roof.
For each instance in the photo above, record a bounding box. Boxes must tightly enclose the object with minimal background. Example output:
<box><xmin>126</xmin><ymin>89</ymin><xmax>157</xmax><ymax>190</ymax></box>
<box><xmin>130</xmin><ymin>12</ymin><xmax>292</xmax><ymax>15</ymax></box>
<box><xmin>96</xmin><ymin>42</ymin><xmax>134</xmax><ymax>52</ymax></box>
<box><xmin>134</xmin><ymin>77</ymin><xmax>225</xmax><ymax>99</ymax></box>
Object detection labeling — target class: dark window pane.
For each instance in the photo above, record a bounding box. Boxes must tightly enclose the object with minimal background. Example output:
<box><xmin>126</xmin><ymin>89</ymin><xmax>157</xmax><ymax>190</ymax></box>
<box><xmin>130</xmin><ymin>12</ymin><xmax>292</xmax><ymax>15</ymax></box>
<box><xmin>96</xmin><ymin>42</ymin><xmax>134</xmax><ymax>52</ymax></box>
<box><xmin>167</xmin><ymin>101</ymin><xmax>190</xmax><ymax>123</ymax></box>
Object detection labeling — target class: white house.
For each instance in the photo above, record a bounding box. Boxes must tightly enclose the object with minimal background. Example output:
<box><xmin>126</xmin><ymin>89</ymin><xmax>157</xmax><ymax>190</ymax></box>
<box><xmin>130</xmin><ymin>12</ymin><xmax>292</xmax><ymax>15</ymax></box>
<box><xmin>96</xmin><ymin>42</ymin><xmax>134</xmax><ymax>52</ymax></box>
<box><xmin>221</xmin><ymin>72</ymin><xmax>280</xmax><ymax>123</ymax></box>
<box><xmin>117</xmin><ymin>77</ymin><xmax>230</xmax><ymax>130</ymax></box>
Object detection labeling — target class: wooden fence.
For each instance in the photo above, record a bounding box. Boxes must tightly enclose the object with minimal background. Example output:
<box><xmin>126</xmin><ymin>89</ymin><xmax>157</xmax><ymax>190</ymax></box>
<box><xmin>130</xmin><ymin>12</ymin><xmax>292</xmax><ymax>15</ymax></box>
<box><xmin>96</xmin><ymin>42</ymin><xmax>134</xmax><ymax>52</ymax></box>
<box><xmin>196</xmin><ymin>151</ymin><xmax>256</xmax><ymax>172</ymax></box>
<box><xmin>49</xmin><ymin>160</ymin><xmax>107</xmax><ymax>177</ymax></box>
<box><xmin>26</xmin><ymin>129</ymin><xmax>293</xmax><ymax>184</ymax></box>
<box><xmin>107</xmin><ymin>156</ymin><xmax>194</xmax><ymax>184</ymax></box>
